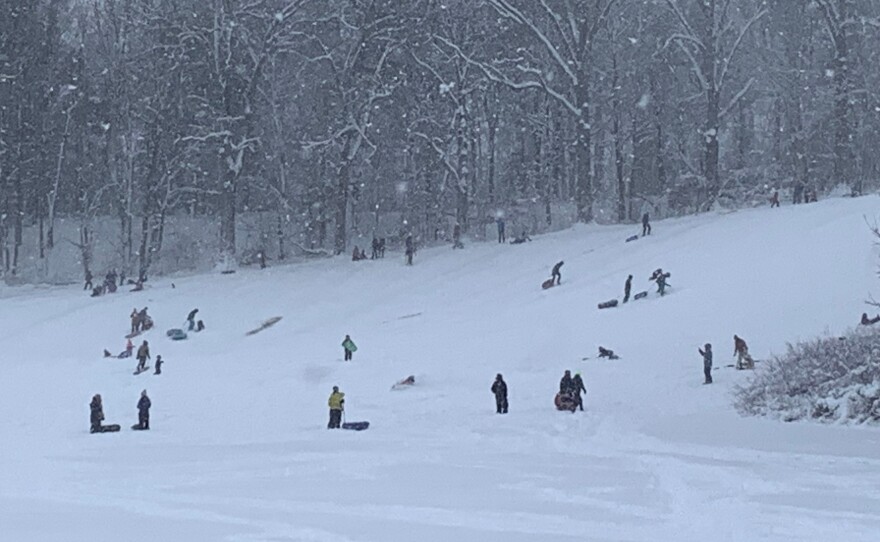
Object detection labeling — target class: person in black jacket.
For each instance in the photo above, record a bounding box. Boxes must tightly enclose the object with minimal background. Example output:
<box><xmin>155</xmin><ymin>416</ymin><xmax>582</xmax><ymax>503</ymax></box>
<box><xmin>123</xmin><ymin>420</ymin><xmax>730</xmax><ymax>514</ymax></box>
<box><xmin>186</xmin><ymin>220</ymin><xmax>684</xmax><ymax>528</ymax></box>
<box><xmin>559</xmin><ymin>370</ymin><xmax>574</xmax><ymax>395</ymax></box>
<box><xmin>90</xmin><ymin>394</ymin><xmax>104</xmax><ymax>433</ymax></box>
<box><xmin>699</xmin><ymin>343</ymin><xmax>713</xmax><ymax>384</ymax></box>
<box><xmin>642</xmin><ymin>212</ymin><xmax>651</xmax><ymax>236</ymax></box>
<box><xmin>137</xmin><ymin>390</ymin><xmax>151</xmax><ymax>430</ymax></box>
<box><xmin>491</xmin><ymin>374</ymin><xmax>508</xmax><ymax>414</ymax></box>
<box><xmin>572</xmin><ymin>372</ymin><xmax>587</xmax><ymax>411</ymax></box>
<box><xmin>551</xmin><ymin>261</ymin><xmax>564</xmax><ymax>285</ymax></box>
<box><xmin>154</xmin><ymin>355</ymin><xmax>163</xmax><ymax>375</ymax></box>
<box><xmin>186</xmin><ymin>309</ymin><xmax>199</xmax><ymax>331</ymax></box>
<box><xmin>623</xmin><ymin>275</ymin><xmax>633</xmax><ymax>303</ymax></box>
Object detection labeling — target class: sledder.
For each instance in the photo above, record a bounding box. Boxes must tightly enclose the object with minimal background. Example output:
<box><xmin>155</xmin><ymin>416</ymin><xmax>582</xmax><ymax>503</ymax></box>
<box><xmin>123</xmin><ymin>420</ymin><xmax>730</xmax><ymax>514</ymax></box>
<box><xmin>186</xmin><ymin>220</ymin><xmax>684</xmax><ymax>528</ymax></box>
<box><xmin>733</xmin><ymin>334</ymin><xmax>755</xmax><ymax>370</ymax></box>
<box><xmin>90</xmin><ymin>394</ymin><xmax>120</xmax><ymax>433</ymax></box>
<box><xmin>391</xmin><ymin>375</ymin><xmax>416</xmax><ymax>390</ymax></box>
<box><xmin>650</xmin><ymin>268</ymin><xmax>671</xmax><ymax>296</ymax></box>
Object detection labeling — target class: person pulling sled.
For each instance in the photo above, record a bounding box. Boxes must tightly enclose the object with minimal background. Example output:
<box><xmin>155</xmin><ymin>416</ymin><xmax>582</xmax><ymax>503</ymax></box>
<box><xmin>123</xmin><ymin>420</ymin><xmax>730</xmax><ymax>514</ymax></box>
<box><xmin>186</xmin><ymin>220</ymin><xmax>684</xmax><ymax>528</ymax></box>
<box><xmin>598</xmin><ymin>346</ymin><xmax>619</xmax><ymax>360</ymax></box>
<box><xmin>551</xmin><ymin>261</ymin><xmax>564</xmax><ymax>286</ymax></box>
<box><xmin>861</xmin><ymin>312</ymin><xmax>880</xmax><ymax>326</ymax></box>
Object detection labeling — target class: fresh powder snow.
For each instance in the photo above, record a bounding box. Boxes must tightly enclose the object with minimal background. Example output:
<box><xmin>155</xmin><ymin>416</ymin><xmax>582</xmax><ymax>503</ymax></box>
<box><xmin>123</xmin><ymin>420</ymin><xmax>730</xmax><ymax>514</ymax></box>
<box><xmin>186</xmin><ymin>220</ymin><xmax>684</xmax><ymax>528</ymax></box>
<box><xmin>2</xmin><ymin>196</ymin><xmax>880</xmax><ymax>541</ymax></box>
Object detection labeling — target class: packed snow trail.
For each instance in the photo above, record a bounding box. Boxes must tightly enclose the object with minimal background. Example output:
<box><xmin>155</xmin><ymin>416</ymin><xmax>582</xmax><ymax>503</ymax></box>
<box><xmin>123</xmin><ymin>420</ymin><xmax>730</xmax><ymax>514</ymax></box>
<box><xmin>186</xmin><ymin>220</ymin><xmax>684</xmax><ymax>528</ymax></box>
<box><xmin>2</xmin><ymin>196</ymin><xmax>880</xmax><ymax>541</ymax></box>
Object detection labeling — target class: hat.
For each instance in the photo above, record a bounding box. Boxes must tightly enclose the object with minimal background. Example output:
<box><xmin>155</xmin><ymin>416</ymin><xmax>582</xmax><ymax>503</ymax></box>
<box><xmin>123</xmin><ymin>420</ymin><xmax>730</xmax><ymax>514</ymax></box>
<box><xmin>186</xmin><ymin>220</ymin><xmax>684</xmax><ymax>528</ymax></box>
<box><xmin>332</xmin><ymin>386</ymin><xmax>339</xmax><ymax>391</ymax></box>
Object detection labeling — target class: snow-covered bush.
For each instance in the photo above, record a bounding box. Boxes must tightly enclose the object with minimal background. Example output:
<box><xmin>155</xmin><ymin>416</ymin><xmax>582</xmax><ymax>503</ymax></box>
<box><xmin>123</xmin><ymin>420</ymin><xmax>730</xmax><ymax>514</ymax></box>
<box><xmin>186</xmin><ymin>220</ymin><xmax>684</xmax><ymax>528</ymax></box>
<box><xmin>734</xmin><ymin>328</ymin><xmax>880</xmax><ymax>424</ymax></box>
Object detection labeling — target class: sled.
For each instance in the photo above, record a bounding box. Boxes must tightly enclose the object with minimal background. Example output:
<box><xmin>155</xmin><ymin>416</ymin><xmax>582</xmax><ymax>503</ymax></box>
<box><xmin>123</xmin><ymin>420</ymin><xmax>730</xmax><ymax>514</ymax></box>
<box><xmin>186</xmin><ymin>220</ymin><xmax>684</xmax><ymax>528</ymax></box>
<box><xmin>93</xmin><ymin>424</ymin><xmax>120</xmax><ymax>433</ymax></box>
<box><xmin>125</xmin><ymin>331</ymin><xmax>142</xmax><ymax>339</ymax></box>
<box><xmin>625</xmin><ymin>234</ymin><xmax>639</xmax><ymax>242</ymax></box>
<box><xmin>391</xmin><ymin>375</ymin><xmax>416</xmax><ymax>390</ymax></box>
<box><xmin>633</xmin><ymin>291</ymin><xmax>648</xmax><ymax>300</ymax></box>
<box><xmin>598</xmin><ymin>299</ymin><xmax>619</xmax><ymax>310</ymax></box>
<box><xmin>245</xmin><ymin>316</ymin><xmax>283</xmax><ymax>336</ymax></box>
<box><xmin>554</xmin><ymin>393</ymin><xmax>577</xmax><ymax>412</ymax></box>
<box><xmin>342</xmin><ymin>339</ymin><xmax>358</xmax><ymax>352</ymax></box>
<box><xmin>166</xmin><ymin>328</ymin><xmax>188</xmax><ymax>341</ymax></box>
<box><xmin>131</xmin><ymin>424</ymin><xmax>149</xmax><ymax>431</ymax></box>
<box><xmin>341</xmin><ymin>421</ymin><xmax>370</xmax><ymax>431</ymax></box>
<box><xmin>542</xmin><ymin>278</ymin><xmax>556</xmax><ymax>290</ymax></box>
<box><xmin>133</xmin><ymin>366</ymin><xmax>150</xmax><ymax>375</ymax></box>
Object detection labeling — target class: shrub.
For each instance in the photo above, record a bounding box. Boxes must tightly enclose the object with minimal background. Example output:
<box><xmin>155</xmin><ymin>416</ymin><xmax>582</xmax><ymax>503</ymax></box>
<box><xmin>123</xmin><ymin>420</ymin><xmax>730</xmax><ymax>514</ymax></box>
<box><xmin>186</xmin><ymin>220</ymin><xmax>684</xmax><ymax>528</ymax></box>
<box><xmin>734</xmin><ymin>328</ymin><xmax>880</xmax><ymax>424</ymax></box>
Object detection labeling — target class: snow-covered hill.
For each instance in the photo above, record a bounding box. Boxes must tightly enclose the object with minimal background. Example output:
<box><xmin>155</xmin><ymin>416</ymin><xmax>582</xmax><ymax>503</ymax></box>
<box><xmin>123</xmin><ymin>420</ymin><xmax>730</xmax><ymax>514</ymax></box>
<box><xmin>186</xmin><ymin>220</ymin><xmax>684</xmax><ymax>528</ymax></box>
<box><xmin>2</xmin><ymin>196</ymin><xmax>880</xmax><ymax>542</ymax></box>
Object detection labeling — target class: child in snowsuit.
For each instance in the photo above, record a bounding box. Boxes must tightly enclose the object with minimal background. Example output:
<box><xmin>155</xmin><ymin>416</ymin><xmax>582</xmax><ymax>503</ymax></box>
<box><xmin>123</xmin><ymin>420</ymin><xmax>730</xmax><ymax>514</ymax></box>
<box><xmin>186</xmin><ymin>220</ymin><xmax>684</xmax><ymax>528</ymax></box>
<box><xmin>137</xmin><ymin>390</ymin><xmax>151</xmax><ymax>430</ymax></box>
<box><xmin>136</xmin><ymin>341</ymin><xmax>150</xmax><ymax>371</ymax></box>
<box><xmin>551</xmin><ymin>261</ymin><xmax>564</xmax><ymax>285</ymax></box>
<box><xmin>699</xmin><ymin>343</ymin><xmax>713</xmax><ymax>384</ymax></box>
<box><xmin>130</xmin><ymin>309</ymin><xmax>140</xmax><ymax>334</ymax></box>
<box><xmin>452</xmin><ymin>223</ymin><xmax>464</xmax><ymax>249</ymax></box>
<box><xmin>491</xmin><ymin>374</ymin><xmax>508</xmax><ymax>414</ymax></box>
<box><xmin>90</xmin><ymin>394</ymin><xmax>105</xmax><ymax>433</ymax></box>
<box><xmin>154</xmin><ymin>355</ymin><xmax>163</xmax><ymax>375</ymax></box>
<box><xmin>328</xmin><ymin>386</ymin><xmax>345</xmax><ymax>429</ymax></box>
<box><xmin>623</xmin><ymin>275</ymin><xmax>633</xmax><ymax>303</ymax></box>
<box><xmin>342</xmin><ymin>335</ymin><xmax>356</xmax><ymax>361</ymax></box>
<box><xmin>770</xmin><ymin>191</ymin><xmax>780</xmax><ymax>208</ymax></box>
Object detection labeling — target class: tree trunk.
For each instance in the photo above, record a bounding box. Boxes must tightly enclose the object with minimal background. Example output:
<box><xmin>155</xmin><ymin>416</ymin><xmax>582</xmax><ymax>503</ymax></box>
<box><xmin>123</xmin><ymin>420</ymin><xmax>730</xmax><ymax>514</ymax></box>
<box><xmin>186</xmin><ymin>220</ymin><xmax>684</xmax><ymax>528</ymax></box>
<box><xmin>574</xmin><ymin>78</ymin><xmax>593</xmax><ymax>222</ymax></box>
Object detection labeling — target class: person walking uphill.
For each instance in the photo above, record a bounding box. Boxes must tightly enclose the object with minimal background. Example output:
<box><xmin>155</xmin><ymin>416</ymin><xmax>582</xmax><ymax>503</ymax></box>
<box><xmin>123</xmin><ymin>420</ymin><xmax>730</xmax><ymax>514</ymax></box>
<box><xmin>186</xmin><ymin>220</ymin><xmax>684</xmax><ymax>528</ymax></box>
<box><xmin>491</xmin><ymin>374</ymin><xmax>508</xmax><ymax>414</ymax></box>
<box><xmin>699</xmin><ymin>343</ymin><xmax>713</xmax><ymax>384</ymax></box>
<box><xmin>551</xmin><ymin>261</ymin><xmax>564</xmax><ymax>286</ymax></box>
<box><xmin>186</xmin><ymin>309</ymin><xmax>199</xmax><ymax>331</ymax></box>
<box><xmin>342</xmin><ymin>335</ymin><xmax>357</xmax><ymax>361</ymax></box>
<box><xmin>136</xmin><ymin>390</ymin><xmax>151</xmax><ymax>430</ymax></box>
<box><xmin>90</xmin><ymin>394</ymin><xmax>105</xmax><ymax>433</ymax></box>
<box><xmin>136</xmin><ymin>340</ymin><xmax>150</xmax><ymax>371</ymax></box>
<box><xmin>328</xmin><ymin>386</ymin><xmax>345</xmax><ymax>429</ymax></box>
<box><xmin>623</xmin><ymin>274</ymin><xmax>633</xmax><ymax>303</ymax></box>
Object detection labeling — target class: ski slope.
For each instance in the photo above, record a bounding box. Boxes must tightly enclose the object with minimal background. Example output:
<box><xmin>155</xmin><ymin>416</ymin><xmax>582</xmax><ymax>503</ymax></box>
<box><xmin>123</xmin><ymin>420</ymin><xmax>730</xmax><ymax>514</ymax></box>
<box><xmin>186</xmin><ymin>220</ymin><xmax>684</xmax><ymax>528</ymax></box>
<box><xmin>2</xmin><ymin>196</ymin><xmax>880</xmax><ymax>542</ymax></box>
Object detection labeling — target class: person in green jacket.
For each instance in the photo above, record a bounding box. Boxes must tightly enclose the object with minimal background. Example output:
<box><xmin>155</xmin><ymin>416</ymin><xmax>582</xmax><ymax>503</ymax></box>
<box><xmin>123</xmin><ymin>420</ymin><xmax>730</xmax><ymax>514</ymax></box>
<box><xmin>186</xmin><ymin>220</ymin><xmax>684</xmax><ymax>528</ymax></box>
<box><xmin>328</xmin><ymin>386</ymin><xmax>345</xmax><ymax>429</ymax></box>
<box><xmin>342</xmin><ymin>335</ymin><xmax>357</xmax><ymax>361</ymax></box>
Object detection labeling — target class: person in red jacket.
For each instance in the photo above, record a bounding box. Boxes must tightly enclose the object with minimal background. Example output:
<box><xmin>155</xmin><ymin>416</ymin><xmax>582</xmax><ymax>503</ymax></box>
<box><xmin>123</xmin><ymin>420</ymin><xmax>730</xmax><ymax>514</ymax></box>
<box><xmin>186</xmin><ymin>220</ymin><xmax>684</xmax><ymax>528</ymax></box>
<box><xmin>733</xmin><ymin>335</ymin><xmax>754</xmax><ymax>369</ymax></box>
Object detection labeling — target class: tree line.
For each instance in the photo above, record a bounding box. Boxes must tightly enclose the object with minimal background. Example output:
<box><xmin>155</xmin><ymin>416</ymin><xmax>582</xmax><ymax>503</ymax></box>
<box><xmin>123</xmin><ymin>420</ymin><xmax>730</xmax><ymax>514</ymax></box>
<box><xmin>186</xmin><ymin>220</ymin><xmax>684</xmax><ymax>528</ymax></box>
<box><xmin>2</xmin><ymin>0</ymin><xmax>878</xmax><ymax>281</ymax></box>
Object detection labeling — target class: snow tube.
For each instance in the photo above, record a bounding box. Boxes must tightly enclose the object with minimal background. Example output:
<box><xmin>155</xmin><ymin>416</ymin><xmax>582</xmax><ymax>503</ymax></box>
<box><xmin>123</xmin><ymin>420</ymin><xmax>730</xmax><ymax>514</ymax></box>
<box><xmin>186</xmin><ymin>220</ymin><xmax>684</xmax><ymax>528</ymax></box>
<box><xmin>554</xmin><ymin>393</ymin><xmax>577</xmax><ymax>412</ymax></box>
<box><xmin>166</xmin><ymin>328</ymin><xmax>188</xmax><ymax>341</ymax></box>
<box><xmin>598</xmin><ymin>299</ymin><xmax>619</xmax><ymax>310</ymax></box>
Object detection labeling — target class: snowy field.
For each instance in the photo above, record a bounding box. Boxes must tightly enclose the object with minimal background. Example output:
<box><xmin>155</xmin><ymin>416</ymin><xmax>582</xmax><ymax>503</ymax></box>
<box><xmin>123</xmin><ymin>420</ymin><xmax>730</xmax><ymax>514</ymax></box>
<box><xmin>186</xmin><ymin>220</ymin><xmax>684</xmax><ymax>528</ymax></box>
<box><xmin>2</xmin><ymin>196</ymin><xmax>880</xmax><ymax>542</ymax></box>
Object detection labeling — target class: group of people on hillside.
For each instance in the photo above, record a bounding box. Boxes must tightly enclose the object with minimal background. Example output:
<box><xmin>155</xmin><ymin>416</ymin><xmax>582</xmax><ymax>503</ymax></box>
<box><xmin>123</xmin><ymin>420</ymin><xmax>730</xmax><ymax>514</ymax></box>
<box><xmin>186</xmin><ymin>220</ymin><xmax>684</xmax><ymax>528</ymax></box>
<box><xmin>90</xmin><ymin>390</ymin><xmax>151</xmax><ymax>433</ymax></box>
<box><xmin>698</xmin><ymin>334</ymin><xmax>755</xmax><ymax>384</ymax></box>
<box><xmin>130</xmin><ymin>307</ymin><xmax>153</xmax><ymax>335</ymax></box>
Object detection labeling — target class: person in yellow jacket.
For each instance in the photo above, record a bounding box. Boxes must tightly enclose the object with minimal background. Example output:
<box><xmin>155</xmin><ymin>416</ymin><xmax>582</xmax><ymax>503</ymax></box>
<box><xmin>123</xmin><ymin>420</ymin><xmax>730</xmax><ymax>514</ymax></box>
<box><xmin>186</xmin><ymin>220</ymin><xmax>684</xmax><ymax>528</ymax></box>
<box><xmin>328</xmin><ymin>386</ymin><xmax>345</xmax><ymax>429</ymax></box>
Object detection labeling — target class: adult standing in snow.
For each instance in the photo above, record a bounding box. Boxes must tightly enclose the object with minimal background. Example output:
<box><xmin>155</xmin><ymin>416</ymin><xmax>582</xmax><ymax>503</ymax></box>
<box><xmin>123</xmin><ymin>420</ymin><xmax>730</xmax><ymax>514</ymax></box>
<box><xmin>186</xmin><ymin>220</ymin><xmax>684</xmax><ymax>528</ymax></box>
<box><xmin>496</xmin><ymin>217</ymin><xmax>506</xmax><ymax>243</ymax></box>
<box><xmin>136</xmin><ymin>390</ymin><xmax>151</xmax><ymax>430</ymax></box>
<box><xmin>342</xmin><ymin>335</ymin><xmax>357</xmax><ymax>361</ymax></box>
<box><xmin>491</xmin><ymin>374</ymin><xmax>508</xmax><ymax>414</ymax></box>
<box><xmin>559</xmin><ymin>370</ymin><xmax>574</xmax><ymax>395</ymax></box>
<box><xmin>623</xmin><ymin>275</ymin><xmax>633</xmax><ymax>303</ymax></box>
<box><xmin>328</xmin><ymin>386</ymin><xmax>345</xmax><ymax>429</ymax></box>
<box><xmin>733</xmin><ymin>335</ymin><xmax>754</xmax><ymax>369</ymax></box>
<box><xmin>793</xmin><ymin>181</ymin><xmax>804</xmax><ymax>204</ymax></box>
<box><xmin>130</xmin><ymin>308</ymin><xmax>140</xmax><ymax>335</ymax></box>
<box><xmin>452</xmin><ymin>223</ymin><xmax>463</xmax><ymax>249</ymax></box>
<box><xmin>551</xmin><ymin>261</ymin><xmax>564</xmax><ymax>286</ymax></box>
<box><xmin>154</xmin><ymin>355</ymin><xmax>164</xmax><ymax>375</ymax></box>
<box><xmin>136</xmin><ymin>340</ymin><xmax>150</xmax><ymax>371</ymax></box>
<box><xmin>572</xmin><ymin>372</ymin><xmax>587</xmax><ymax>411</ymax></box>
<box><xmin>642</xmin><ymin>212</ymin><xmax>652</xmax><ymax>236</ymax></box>
<box><xmin>90</xmin><ymin>394</ymin><xmax>105</xmax><ymax>433</ymax></box>
<box><xmin>84</xmin><ymin>270</ymin><xmax>93</xmax><ymax>291</ymax></box>
<box><xmin>770</xmin><ymin>190</ymin><xmax>780</xmax><ymax>208</ymax></box>
<box><xmin>405</xmin><ymin>234</ymin><xmax>415</xmax><ymax>266</ymax></box>
<box><xmin>699</xmin><ymin>344</ymin><xmax>713</xmax><ymax>384</ymax></box>
<box><xmin>186</xmin><ymin>309</ymin><xmax>199</xmax><ymax>331</ymax></box>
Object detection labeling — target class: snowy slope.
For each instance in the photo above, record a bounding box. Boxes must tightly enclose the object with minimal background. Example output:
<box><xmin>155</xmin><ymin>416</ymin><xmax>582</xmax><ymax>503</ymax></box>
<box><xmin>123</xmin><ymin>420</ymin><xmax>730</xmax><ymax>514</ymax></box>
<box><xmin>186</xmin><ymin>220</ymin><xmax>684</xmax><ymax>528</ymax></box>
<box><xmin>2</xmin><ymin>196</ymin><xmax>880</xmax><ymax>542</ymax></box>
